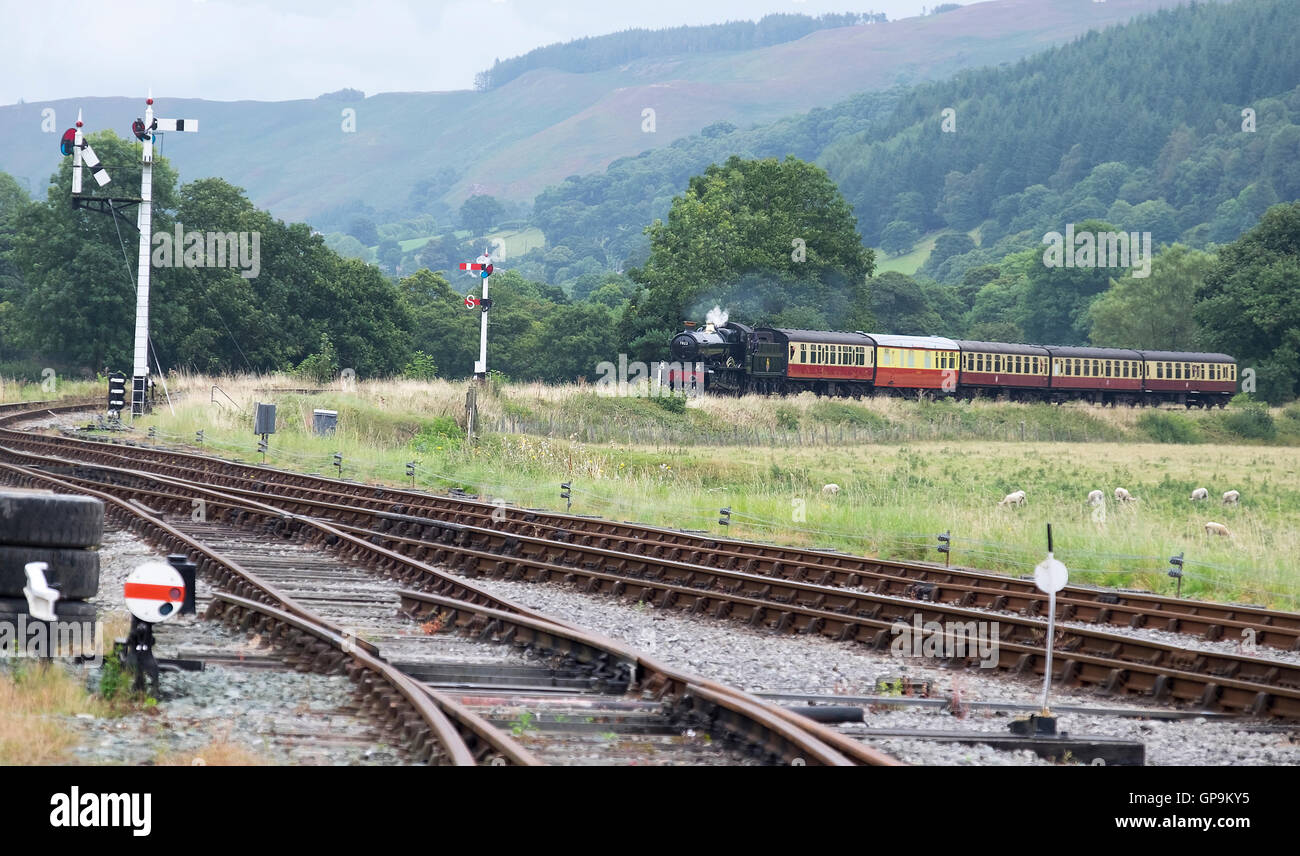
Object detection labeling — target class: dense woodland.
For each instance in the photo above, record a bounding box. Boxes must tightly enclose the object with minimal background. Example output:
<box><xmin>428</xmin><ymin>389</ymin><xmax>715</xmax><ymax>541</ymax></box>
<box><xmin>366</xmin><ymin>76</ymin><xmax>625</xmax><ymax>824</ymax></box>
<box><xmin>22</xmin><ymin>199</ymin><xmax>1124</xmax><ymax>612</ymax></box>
<box><xmin>1</xmin><ymin>0</ymin><xmax>1298</xmax><ymax>401</ymax></box>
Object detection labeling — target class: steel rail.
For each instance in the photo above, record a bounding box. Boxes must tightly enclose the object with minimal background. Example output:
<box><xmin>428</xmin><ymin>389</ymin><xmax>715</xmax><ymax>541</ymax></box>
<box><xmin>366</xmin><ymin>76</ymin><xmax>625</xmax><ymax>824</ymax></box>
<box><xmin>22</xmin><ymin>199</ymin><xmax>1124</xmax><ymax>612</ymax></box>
<box><xmin>0</xmin><ymin>459</ymin><xmax>534</xmax><ymax>766</ymax></box>
<box><xmin>396</xmin><ymin>589</ymin><xmax>899</xmax><ymax>766</ymax></box>
<box><xmin>5</xmin><ymin>403</ymin><xmax>1294</xmax><ymax>651</ymax></box>
<box><xmin>0</xmin><ymin>440</ymin><xmax>877</xmax><ymax>765</ymax></box>
<box><xmin>18</xmin><ymin>449</ymin><xmax>1300</xmax><ymax>719</ymax></box>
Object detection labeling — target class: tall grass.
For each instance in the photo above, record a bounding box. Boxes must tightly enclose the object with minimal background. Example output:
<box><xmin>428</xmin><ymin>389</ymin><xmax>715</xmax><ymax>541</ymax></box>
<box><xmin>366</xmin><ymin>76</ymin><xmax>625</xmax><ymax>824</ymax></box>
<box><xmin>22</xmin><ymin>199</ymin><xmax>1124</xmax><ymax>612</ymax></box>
<box><xmin>0</xmin><ymin>661</ymin><xmax>109</xmax><ymax>764</ymax></box>
<box><xmin>123</xmin><ymin>373</ymin><xmax>1300</xmax><ymax>609</ymax></box>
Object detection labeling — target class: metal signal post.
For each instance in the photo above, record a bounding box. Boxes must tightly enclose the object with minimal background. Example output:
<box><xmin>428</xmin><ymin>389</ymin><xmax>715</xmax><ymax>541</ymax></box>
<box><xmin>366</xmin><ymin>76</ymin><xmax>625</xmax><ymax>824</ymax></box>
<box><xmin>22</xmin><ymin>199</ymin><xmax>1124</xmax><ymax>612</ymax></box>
<box><xmin>129</xmin><ymin>91</ymin><xmax>198</xmax><ymax>417</ymax></box>
<box><xmin>459</xmin><ymin>252</ymin><xmax>495</xmax><ymax>381</ymax></box>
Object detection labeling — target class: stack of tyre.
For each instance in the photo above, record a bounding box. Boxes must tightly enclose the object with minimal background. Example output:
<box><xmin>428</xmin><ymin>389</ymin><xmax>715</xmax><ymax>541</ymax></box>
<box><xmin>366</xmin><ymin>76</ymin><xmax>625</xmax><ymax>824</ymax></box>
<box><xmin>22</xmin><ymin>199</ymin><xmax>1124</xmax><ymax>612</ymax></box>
<box><xmin>0</xmin><ymin>489</ymin><xmax>104</xmax><ymax>657</ymax></box>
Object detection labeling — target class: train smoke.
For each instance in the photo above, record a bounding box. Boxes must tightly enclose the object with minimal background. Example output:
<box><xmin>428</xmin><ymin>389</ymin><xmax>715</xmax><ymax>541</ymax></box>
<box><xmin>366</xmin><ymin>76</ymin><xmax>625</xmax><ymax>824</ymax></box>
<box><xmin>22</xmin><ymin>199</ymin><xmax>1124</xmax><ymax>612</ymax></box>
<box><xmin>706</xmin><ymin>305</ymin><xmax>729</xmax><ymax>327</ymax></box>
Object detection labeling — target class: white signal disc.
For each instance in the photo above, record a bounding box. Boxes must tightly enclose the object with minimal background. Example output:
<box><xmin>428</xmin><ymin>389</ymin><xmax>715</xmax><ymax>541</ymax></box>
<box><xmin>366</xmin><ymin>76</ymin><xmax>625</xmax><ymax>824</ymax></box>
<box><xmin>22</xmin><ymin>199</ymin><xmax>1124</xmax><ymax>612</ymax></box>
<box><xmin>124</xmin><ymin>561</ymin><xmax>186</xmax><ymax>623</ymax></box>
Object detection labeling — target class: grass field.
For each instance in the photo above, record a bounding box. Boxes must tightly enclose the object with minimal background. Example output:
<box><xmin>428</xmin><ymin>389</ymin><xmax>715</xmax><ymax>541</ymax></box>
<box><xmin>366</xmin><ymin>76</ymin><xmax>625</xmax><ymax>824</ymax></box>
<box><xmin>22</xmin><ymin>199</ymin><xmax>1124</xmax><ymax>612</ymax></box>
<box><xmin>86</xmin><ymin>373</ymin><xmax>1300</xmax><ymax>610</ymax></box>
<box><xmin>874</xmin><ymin>234</ymin><xmax>937</xmax><ymax>275</ymax></box>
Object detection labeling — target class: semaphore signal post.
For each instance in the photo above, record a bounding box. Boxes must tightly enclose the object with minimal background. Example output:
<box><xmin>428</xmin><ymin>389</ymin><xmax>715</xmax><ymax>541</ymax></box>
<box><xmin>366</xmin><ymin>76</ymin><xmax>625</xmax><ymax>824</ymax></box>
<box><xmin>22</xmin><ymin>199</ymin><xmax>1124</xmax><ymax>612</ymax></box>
<box><xmin>459</xmin><ymin>251</ymin><xmax>495</xmax><ymax>381</ymax></box>
<box><xmin>129</xmin><ymin>92</ymin><xmax>198</xmax><ymax>416</ymax></box>
<box><xmin>60</xmin><ymin>92</ymin><xmax>199</xmax><ymax>418</ymax></box>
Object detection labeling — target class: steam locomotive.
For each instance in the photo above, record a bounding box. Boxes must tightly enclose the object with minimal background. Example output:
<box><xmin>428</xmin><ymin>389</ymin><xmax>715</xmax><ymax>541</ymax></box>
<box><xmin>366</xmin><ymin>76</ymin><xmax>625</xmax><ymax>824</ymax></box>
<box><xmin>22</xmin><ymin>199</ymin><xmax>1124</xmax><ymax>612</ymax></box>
<box><xmin>667</xmin><ymin>321</ymin><xmax>1237</xmax><ymax>407</ymax></box>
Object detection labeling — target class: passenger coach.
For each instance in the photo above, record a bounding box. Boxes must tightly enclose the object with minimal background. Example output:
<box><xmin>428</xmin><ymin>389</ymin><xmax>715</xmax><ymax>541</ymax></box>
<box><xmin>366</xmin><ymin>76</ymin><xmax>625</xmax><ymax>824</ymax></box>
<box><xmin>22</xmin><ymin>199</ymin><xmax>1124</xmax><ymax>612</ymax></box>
<box><xmin>1138</xmin><ymin>350</ymin><xmax>1237</xmax><ymax>407</ymax></box>
<box><xmin>871</xmin><ymin>334</ymin><xmax>959</xmax><ymax>394</ymax></box>
<box><xmin>957</xmin><ymin>341</ymin><xmax>1050</xmax><ymax>401</ymax></box>
<box><xmin>1046</xmin><ymin>346</ymin><xmax>1144</xmax><ymax>405</ymax></box>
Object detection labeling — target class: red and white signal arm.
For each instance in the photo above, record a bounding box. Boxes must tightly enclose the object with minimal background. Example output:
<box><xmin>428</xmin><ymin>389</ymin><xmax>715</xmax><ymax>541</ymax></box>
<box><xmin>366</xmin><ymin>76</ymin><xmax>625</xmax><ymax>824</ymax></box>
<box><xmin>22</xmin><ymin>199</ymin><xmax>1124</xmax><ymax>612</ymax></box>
<box><xmin>124</xmin><ymin>561</ymin><xmax>186</xmax><ymax>623</ymax></box>
<box><xmin>464</xmin><ymin>294</ymin><xmax>479</xmax><ymax>308</ymax></box>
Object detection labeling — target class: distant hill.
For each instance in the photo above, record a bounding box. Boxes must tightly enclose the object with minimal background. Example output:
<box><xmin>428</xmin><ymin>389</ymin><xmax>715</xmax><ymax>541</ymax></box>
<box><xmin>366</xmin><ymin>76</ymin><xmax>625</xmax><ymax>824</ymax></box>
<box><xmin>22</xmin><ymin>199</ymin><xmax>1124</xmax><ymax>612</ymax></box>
<box><xmin>521</xmin><ymin>0</ymin><xmax>1295</xmax><ymax>290</ymax></box>
<box><xmin>0</xmin><ymin>0</ymin><xmax>1186</xmax><ymax>226</ymax></box>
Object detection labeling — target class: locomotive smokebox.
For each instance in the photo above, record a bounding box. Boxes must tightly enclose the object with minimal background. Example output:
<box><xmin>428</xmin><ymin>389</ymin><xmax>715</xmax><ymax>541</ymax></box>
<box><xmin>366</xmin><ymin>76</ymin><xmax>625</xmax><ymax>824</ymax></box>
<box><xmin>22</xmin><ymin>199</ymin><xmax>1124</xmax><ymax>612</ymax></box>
<box><xmin>670</xmin><ymin>332</ymin><xmax>702</xmax><ymax>361</ymax></box>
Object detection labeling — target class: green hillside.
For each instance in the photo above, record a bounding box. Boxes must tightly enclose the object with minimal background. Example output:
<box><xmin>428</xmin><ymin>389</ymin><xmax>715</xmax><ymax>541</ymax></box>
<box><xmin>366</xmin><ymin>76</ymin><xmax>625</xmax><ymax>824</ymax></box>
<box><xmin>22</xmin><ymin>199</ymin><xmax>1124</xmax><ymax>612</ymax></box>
<box><xmin>0</xmin><ymin>0</ymin><xmax>1183</xmax><ymax>226</ymax></box>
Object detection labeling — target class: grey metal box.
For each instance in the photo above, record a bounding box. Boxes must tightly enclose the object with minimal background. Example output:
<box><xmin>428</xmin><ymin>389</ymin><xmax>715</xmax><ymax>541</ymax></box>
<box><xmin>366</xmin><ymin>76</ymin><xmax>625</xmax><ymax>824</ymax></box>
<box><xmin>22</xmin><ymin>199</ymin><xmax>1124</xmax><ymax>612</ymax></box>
<box><xmin>253</xmin><ymin>402</ymin><xmax>277</xmax><ymax>435</ymax></box>
<box><xmin>312</xmin><ymin>409</ymin><xmax>338</xmax><ymax>436</ymax></box>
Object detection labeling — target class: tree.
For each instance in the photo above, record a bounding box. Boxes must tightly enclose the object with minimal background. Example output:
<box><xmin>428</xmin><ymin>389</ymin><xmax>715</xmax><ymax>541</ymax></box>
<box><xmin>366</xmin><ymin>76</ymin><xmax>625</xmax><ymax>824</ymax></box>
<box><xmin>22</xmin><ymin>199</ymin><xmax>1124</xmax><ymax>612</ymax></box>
<box><xmin>868</xmin><ymin>272</ymin><xmax>942</xmax><ymax>335</ymax></box>
<box><xmin>928</xmin><ymin>232</ymin><xmax>976</xmax><ymax>269</ymax></box>
<box><xmin>459</xmin><ymin>195</ymin><xmax>505</xmax><ymax>235</ymax></box>
<box><xmin>1088</xmin><ymin>244</ymin><xmax>1213</xmax><ymax>350</ymax></box>
<box><xmin>880</xmin><ymin>221</ymin><xmax>921</xmax><ymax>255</ymax></box>
<box><xmin>624</xmin><ymin>155</ymin><xmax>874</xmax><ymax>359</ymax></box>
<box><xmin>378</xmin><ymin>239</ymin><xmax>403</xmax><ymax>274</ymax></box>
<box><xmin>1195</xmin><ymin>203</ymin><xmax>1300</xmax><ymax>402</ymax></box>
<box><xmin>5</xmin><ymin>131</ymin><xmax>179</xmax><ymax>372</ymax></box>
<box><xmin>348</xmin><ymin>217</ymin><xmax>379</xmax><ymax>246</ymax></box>
<box><xmin>1021</xmin><ymin>219</ymin><xmax>1120</xmax><ymax>344</ymax></box>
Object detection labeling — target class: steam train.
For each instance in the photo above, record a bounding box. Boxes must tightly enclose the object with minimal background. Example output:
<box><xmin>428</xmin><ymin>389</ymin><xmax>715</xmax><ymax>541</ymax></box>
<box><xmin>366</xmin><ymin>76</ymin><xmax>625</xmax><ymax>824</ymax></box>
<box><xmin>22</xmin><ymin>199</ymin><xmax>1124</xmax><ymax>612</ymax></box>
<box><xmin>667</xmin><ymin>321</ymin><xmax>1237</xmax><ymax>407</ymax></box>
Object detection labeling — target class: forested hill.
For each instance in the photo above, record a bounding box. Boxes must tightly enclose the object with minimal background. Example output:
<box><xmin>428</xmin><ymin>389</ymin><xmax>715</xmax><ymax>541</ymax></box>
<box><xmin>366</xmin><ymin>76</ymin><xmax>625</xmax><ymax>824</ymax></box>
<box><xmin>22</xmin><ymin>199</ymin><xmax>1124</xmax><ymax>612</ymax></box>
<box><xmin>472</xmin><ymin>11</ymin><xmax>890</xmax><ymax>91</ymax></box>
<box><xmin>0</xmin><ymin>0</ymin><xmax>1181</xmax><ymax>225</ymax></box>
<box><xmin>522</xmin><ymin>0</ymin><xmax>1298</xmax><ymax>285</ymax></box>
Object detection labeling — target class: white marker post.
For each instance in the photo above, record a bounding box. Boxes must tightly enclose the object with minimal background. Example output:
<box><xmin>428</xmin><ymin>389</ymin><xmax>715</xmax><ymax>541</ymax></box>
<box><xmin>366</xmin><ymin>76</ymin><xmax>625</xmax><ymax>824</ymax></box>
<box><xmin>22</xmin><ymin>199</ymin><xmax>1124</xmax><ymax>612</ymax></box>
<box><xmin>459</xmin><ymin>252</ymin><xmax>494</xmax><ymax>380</ymax></box>
<box><xmin>130</xmin><ymin>91</ymin><xmax>198</xmax><ymax>417</ymax></box>
<box><xmin>1032</xmin><ymin>523</ymin><xmax>1069</xmax><ymax>716</ymax></box>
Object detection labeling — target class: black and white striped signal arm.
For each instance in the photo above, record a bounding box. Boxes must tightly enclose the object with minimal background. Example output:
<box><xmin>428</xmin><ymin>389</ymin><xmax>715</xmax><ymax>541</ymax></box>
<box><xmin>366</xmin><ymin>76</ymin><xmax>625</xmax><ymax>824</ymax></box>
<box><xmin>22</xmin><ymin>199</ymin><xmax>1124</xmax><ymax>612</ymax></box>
<box><xmin>61</xmin><ymin>110</ymin><xmax>110</xmax><ymax>193</ymax></box>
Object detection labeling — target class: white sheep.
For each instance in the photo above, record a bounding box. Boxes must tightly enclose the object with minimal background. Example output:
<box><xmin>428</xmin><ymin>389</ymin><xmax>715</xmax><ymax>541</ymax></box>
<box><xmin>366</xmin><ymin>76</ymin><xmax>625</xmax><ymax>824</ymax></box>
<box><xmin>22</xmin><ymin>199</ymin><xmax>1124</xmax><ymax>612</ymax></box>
<box><xmin>1222</xmin><ymin>490</ymin><xmax>1240</xmax><ymax>505</ymax></box>
<box><xmin>1205</xmin><ymin>521</ymin><xmax>1231</xmax><ymax>537</ymax></box>
<box><xmin>1114</xmin><ymin>487</ymin><xmax>1137</xmax><ymax>503</ymax></box>
<box><xmin>1087</xmin><ymin>489</ymin><xmax>1104</xmax><ymax>506</ymax></box>
<box><xmin>1190</xmin><ymin>487</ymin><xmax>1209</xmax><ymax>501</ymax></box>
<box><xmin>998</xmin><ymin>489</ymin><xmax>1026</xmax><ymax>507</ymax></box>
<box><xmin>821</xmin><ymin>483</ymin><xmax>840</xmax><ymax>497</ymax></box>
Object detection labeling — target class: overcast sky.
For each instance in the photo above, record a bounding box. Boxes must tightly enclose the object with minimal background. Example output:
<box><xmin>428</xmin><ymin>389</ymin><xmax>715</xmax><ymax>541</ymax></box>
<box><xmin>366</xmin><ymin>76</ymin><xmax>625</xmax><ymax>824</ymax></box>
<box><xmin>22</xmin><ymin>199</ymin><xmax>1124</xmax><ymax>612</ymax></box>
<box><xmin>0</xmin><ymin>0</ymin><xmax>971</xmax><ymax>105</ymax></box>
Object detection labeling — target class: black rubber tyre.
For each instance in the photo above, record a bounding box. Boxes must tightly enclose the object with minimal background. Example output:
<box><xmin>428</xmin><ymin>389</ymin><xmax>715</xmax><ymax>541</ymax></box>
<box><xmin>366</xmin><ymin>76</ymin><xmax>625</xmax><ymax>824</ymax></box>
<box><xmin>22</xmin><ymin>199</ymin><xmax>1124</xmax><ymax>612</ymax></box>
<box><xmin>0</xmin><ymin>490</ymin><xmax>104</xmax><ymax>548</ymax></box>
<box><xmin>0</xmin><ymin>546</ymin><xmax>100</xmax><ymax>599</ymax></box>
<box><xmin>0</xmin><ymin>596</ymin><xmax>98</xmax><ymax>619</ymax></box>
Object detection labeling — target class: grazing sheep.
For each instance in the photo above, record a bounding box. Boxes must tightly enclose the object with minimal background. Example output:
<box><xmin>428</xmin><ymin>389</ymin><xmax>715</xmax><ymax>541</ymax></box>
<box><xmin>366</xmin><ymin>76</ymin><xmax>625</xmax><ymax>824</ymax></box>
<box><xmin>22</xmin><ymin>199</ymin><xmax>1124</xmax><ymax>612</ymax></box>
<box><xmin>998</xmin><ymin>489</ymin><xmax>1026</xmax><ymax>507</ymax></box>
<box><xmin>1190</xmin><ymin>487</ymin><xmax>1209</xmax><ymax>501</ymax></box>
<box><xmin>1087</xmin><ymin>490</ymin><xmax>1104</xmax><ymax>506</ymax></box>
<box><xmin>1114</xmin><ymin>487</ymin><xmax>1137</xmax><ymax>503</ymax></box>
<box><xmin>821</xmin><ymin>483</ymin><xmax>840</xmax><ymax>497</ymax></box>
<box><xmin>1205</xmin><ymin>521</ymin><xmax>1231</xmax><ymax>537</ymax></box>
<box><xmin>1222</xmin><ymin>490</ymin><xmax>1240</xmax><ymax>505</ymax></box>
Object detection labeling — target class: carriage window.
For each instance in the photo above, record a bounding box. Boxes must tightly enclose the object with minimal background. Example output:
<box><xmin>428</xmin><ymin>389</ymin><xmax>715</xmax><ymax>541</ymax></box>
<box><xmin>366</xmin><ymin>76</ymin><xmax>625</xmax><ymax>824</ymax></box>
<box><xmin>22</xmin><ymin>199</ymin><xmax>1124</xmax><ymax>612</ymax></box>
<box><xmin>1156</xmin><ymin>363</ymin><xmax>1163</xmax><ymax>379</ymax></box>
<box><xmin>799</xmin><ymin>345</ymin><xmax>806</xmax><ymax>363</ymax></box>
<box><xmin>1174</xmin><ymin>363</ymin><xmax>1182</xmax><ymax>380</ymax></box>
<box><xmin>790</xmin><ymin>346</ymin><xmax>796</xmax><ymax>361</ymax></box>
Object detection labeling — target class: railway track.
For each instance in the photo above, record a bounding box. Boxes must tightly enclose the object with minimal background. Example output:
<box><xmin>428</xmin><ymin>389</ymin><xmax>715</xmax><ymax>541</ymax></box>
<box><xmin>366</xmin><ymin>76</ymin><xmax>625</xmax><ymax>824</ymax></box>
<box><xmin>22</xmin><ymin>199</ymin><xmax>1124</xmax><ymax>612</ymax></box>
<box><xmin>0</xmin><ymin>402</ymin><xmax>895</xmax><ymax>766</ymax></box>
<box><xmin>5</xmin><ymin>401</ymin><xmax>1295</xmax><ymax>654</ymax></box>
<box><xmin>27</xmin><ymin>452</ymin><xmax>1300</xmax><ymax>718</ymax></box>
<box><xmin>5</xmin><ymin>402</ymin><xmax>1300</xmax><ymax>723</ymax></box>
